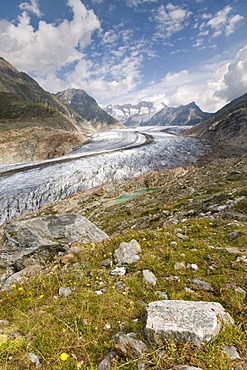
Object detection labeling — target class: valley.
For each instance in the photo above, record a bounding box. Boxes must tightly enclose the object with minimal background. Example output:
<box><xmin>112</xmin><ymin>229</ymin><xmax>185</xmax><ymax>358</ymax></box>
<box><xmin>0</xmin><ymin>127</ymin><xmax>209</xmax><ymax>225</ymax></box>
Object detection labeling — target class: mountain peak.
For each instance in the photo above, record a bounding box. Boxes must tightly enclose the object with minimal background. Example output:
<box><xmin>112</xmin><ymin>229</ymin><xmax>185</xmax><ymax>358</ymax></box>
<box><xmin>55</xmin><ymin>89</ymin><xmax>119</xmax><ymax>128</ymax></box>
<box><xmin>0</xmin><ymin>57</ymin><xmax>19</xmax><ymax>72</ymax></box>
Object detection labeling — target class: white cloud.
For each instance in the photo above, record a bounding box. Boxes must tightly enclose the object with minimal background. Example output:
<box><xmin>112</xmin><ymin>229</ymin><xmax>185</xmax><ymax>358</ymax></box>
<box><xmin>153</xmin><ymin>3</ymin><xmax>192</xmax><ymax>39</ymax></box>
<box><xmin>106</xmin><ymin>48</ymin><xmax>246</xmax><ymax>113</ymax></box>
<box><xmin>0</xmin><ymin>0</ymin><xmax>100</xmax><ymax>75</ymax></box>
<box><xmin>127</xmin><ymin>0</ymin><xmax>158</xmax><ymax>7</ymax></box>
<box><xmin>19</xmin><ymin>0</ymin><xmax>42</xmax><ymax>17</ymax></box>
<box><xmin>206</xmin><ymin>5</ymin><xmax>244</xmax><ymax>37</ymax></box>
<box><xmin>217</xmin><ymin>45</ymin><xmax>247</xmax><ymax>101</ymax></box>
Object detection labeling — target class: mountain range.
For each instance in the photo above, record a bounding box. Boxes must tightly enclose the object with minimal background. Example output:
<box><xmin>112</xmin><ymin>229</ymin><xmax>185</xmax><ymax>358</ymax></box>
<box><xmin>0</xmin><ymin>56</ymin><xmax>246</xmax><ymax>166</ymax></box>
<box><xmin>105</xmin><ymin>101</ymin><xmax>212</xmax><ymax>127</ymax></box>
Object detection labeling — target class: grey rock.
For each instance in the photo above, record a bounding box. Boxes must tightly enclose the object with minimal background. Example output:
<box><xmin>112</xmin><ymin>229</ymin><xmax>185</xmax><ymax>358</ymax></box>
<box><xmin>98</xmin><ymin>351</ymin><xmax>117</xmax><ymax>370</ymax></box>
<box><xmin>3</xmin><ymin>214</ymin><xmax>108</xmax><ymax>253</ymax></box>
<box><xmin>100</xmin><ymin>258</ymin><xmax>113</xmax><ymax>268</ymax></box>
<box><xmin>58</xmin><ymin>287</ymin><xmax>72</xmax><ymax>297</ymax></box>
<box><xmin>227</xmin><ymin>231</ymin><xmax>243</xmax><ymax>240</ymax></box>
<box><xmin>167</xmin><ymin>366</ymin><xmax>203</xmax><ymax>370</ymax></box>
<box><xmin>174</xmin><ymin>262</ymin><xmax>186</xmax><ymax>270</ymax></box>
<box><xmin>1</xmin><ymin>264</ymin><xmax>42</xmax><ymax>290</ymax></box>
<box><xmin>1</xmin><ymin>214</ymin><xmax>108</xmax><ymax>278</ymax></box>
<box><xmin>155</xmin><ymin>291</ymin><xmax>168</xmax><ymax>300</ymax></box>
<box><xmin>184</xmin><ymin>287</ymin><xmax>195</xmax><ymax>293</ymax></box>
<box><xmin>113</xmin><ymin>332</ymin><xmax>148</xmax><ymax>359</ymax></box>
<box><xmin>142</xmin><ymin>270</ymin><xmax>157</xmax><ymax>286</ymax></box>
<box><xmin>189</xmin><ymin>263</ymin><xmax>198</xmax><ymax>271</ymax></box>
<box><xmin>208</xmin><ymin>204</ymin><xmax>227</xmax><ymax>212</ymax></box>
<box><xmin>28</xmin><ymin>352</ymin><xmax>42</xmax><ymax>368</ymax></box>
<box><xmin>223</xmin><ymin>345</ymin><xmax>241</xmax><ymax>360</ymax></box>
<box><xmin>170</xmin><ymin>241</ymin><xmax>178</xmax><ymax>247</ymax></box>
<box><xmin>111</xmin><ymin>266</ymin><xmax>126</xmax><ymax>276</ymax></box>
<box><xmin>114</xmin><ymin>239</ymin><xmax>141</xmax><ymax>265</ymax></box>
<box><xmin>145</xmin><ymin>300</ymin><xmax>234</xmax><ymax>346</ymax></box>
<box><xmin>0</xmin><ymin>320</ymin><xmax>10</xmax><ymax>326</ymax></box>
<box><xmin>225</xmin><ymin>247</ymin><xmax>244</xmax><ymax>254</ymax></box>
<box><xmin>176</xmin><ymin>233</ymin><xmax>188</xmax><ymax>240</ymax></box>
<box><xmin>191</xmin><ymin>278</ymin><xmax>213</xmax><ymax>291</ymax></box>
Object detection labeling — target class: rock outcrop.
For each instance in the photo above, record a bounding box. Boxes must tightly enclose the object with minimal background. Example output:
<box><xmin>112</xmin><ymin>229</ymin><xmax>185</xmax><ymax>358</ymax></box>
<box><xmin>145</xmin><ymin>300</ymin><xmax>234</xmax><ymax>346</ymax></box>
<box><xmin>1</xmin><ymin>214</ymin><xmax>108</xmax><ymax>288</ymax></box>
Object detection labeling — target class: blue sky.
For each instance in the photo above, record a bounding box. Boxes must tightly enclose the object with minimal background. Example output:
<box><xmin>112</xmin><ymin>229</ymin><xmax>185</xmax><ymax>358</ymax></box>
<box><xmin>0</xmin><ymin>0</ymin><xmax>246</xmax><ymax>112</ymax></box>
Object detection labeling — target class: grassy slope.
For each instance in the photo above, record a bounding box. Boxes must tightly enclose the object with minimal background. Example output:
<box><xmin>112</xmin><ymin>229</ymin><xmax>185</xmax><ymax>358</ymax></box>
<box><xmin>0</xmin><ymin>155</ymin><xmax>246</xmax><ymax>369</ymax></box>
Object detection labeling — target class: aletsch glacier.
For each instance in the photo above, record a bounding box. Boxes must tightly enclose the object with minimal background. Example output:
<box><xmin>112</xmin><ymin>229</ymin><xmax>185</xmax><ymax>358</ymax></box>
<box><xmin>0</xmin><ymin>128</ymin><xmax>209</xmax><ymax>224</ymax></box>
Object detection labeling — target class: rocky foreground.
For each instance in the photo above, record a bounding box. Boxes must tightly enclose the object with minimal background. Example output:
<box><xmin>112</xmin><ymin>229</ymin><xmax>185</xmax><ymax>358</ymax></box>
<box><xmin>0</xmin><ymin>152</ymin><xmax>246</xmax><ymax>369</ymax></box>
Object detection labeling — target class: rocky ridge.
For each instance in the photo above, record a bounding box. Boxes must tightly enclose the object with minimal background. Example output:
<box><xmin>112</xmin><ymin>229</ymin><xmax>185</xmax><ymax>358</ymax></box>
<box><xmin>187</xmin><ymin>92</ymin><xmax>247</xmax><ymax>150</ymax></box>
<box><xmin>105</xmin><ymin>101</ymin><xmax>212</xmax><ymax>127</ymax></box>
<box><xmin>55</xmin><ymin>88</ymin><xmax>121</xmax><ymax>130</ymax></box>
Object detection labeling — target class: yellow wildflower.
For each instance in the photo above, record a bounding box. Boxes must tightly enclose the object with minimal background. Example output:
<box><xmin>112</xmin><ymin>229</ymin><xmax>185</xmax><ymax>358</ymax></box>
<box><xmin>60</xmin><ymin>353</ymin><xmax>69</xmax><ymax>361</ymax></box>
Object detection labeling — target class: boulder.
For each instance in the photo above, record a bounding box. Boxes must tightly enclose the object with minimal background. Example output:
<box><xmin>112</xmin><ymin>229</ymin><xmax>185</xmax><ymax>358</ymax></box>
<box><xmin>142</xmin><ymin>270</ymin><xmax>157</xmax><ymax>286</ymax></box>
<box><xmin>2</xmin><ymin>214</ymin><xmax>108</xmax><ymax>267</ymax></box>
<box><xmin>0</xmin><ymin>214</ymin><xmax>108</xmax><ymax>288</ymax></box>
<box><xmin>114</xmin><ymin>239</ymin><xmax>141</xmax><ymax>265</ymax></box>
<box><xmin>145</xmin><ymin>300</ymin><xmax>234</xmax><ymax>346</ymax></box>
<box><xmin>3</xmin><ymin>214</ymin><xmax>108</xmax><ymax>253</ymax></box>
<box><xmin>113</xmin><ymin>332</ymin><xmax>148</xmax><ymax>359</ymax></box>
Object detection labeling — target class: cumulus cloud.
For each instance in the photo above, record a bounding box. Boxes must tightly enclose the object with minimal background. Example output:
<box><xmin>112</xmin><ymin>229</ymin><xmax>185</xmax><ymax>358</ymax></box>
<box><xmin>217</xmin><ymin>45</ymin><xmax>247</xmax><ymax>101</ymax></box>
<box><xmin>19</xmin><ymin>0</ymin><xmax>42</xmax><ymax>17</ymax></box>
<box><xmin>0</xmin><ymin>0</ymin><xmax>100</xmax><ymax>75</ymax></box>
<box><xmin>153</xmin><ymin>3</ymin><xmax>192</xmax><ymax>39</ymax></box>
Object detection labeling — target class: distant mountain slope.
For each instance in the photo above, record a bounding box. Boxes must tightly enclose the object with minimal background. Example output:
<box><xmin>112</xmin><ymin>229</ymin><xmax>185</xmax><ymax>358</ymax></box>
<box><xmin>0</xmin><ymin>57</ymin><xmax>90</xmax><ymax>165</ymax></box>
<box><xmin>187</xmin><ymin>93</ymin><xmax>247</xmax><ymax>149</ymax></box>
<box><xmin>143</xmin><ymin>102</ymin><xmax>212</xmax><ymax>127</ymax></box>
<box><xmin>55</xmin><ymin>89</ymin><xmax>120</xmax><ymax>130</ymax></box>
<box><xmin>105</xmin><ymin>100</ymin><xmax>212</xmax><ymax>127</ymax></box>
<box><xmin>104</xmin><ymin>101</ymin><xmax>166</xmax><ymax>126</ymax></box>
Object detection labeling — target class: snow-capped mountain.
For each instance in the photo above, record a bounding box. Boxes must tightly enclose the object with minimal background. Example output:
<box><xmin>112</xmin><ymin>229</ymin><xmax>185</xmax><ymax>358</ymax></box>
<box><xmin>143</xmin><ymin>102</ymin><xmax>212</xmax><ymax>127</ymax></box>
<box><xmin>105</xmin><ymin>101</ymin><xmax>212</xmax><ymax>127</ymax></box>
<box><xmin>104</xmin><ymin>101</ymin><xmax>166</xmax><ymax>126</ymax></box>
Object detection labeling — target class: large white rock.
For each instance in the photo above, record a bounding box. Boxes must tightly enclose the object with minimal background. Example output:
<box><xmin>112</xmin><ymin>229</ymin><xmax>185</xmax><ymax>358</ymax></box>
<box><xmin>145</xmin><ymin>300</ymin><xmax>234</xmax><ymax>346</ymax></box>
<box><xmin>114</xmin><ymin>239</ymin><xmax>142</xmax><ymax>265</ymax></box>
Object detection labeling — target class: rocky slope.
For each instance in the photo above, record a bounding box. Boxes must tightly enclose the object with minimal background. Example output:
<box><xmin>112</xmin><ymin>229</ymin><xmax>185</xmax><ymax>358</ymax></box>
<box><xmin>0</xmin><ymin>151</ymin><xmax>246</xmax><ymax>370</ymax></box>
<box><xmin>55</xmin><ymin>88</ymin><xmax>120</xmax><ymax>130</ymax></box>
<box><xmin>105</xmin><ymin>101</ymin><xmax>212</xmax><ymax>127</ymax></box>
<box><xmin>144</xmin><ymin>101</ymin><xmax>212</xmax><ymax>127</ymax></box>
<box><xmin>0</xmin><ymin>58</ymin><xmax>95</xmax><ymax>165</ymax></box>
<box><xmin>187</xmin><ymin>92</ymin><xmax>247</xmax><ymax>150</ymax></box>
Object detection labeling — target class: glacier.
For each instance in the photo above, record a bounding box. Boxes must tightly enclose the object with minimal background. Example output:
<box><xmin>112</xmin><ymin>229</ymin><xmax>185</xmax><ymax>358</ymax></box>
<box><xmin>0</xmin><ymin>128</ymin><xmax>209</xmax><ymax>224</ymax></box>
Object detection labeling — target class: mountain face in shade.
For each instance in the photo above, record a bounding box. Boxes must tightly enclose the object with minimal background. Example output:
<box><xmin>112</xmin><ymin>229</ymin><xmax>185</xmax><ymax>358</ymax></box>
<box><xmin>0</xmin><ymin>57</ymin><xmax>91</xmax><ymax>165</ymax></box>
<box><xmin>104</xmin><ymin>101</ymin><xmax>166</xmax><ymax>126</ymax></box>
<box><xmin>105</xmin><ymin>100</ymin><xmax>212</xmax><ymax>127</ymax></box>
<box><xmin>187</xmin><ymin>92</ymin><xmax>247</xmax><ymax>150</ymax></box>
<box><xmin>55</xmin><ymin>89</ymin><xmax>119</xmax><ymax>129</ymax></box>
<box><xmin>142</xmin><ymin>102</ymin><xmax>212</xmax><ymax>127</ymax></box>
